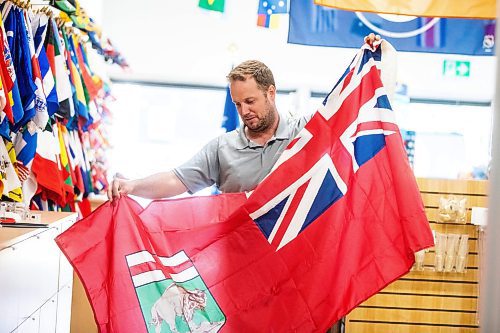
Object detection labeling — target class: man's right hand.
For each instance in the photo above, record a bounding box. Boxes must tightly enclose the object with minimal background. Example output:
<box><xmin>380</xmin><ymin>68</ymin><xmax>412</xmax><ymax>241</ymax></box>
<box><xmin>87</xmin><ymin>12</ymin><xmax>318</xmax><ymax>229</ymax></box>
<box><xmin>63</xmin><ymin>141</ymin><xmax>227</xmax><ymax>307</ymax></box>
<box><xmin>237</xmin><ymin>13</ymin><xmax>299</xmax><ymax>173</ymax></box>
<box><xmin>107</xmin><ymin>174</ymin><xmax>134</xmax><ymax>202</ymax></box>
<box><xmin>106</xmin><ymin>171</ymin><xmax>188</xmax><ymax>202</ymax></box>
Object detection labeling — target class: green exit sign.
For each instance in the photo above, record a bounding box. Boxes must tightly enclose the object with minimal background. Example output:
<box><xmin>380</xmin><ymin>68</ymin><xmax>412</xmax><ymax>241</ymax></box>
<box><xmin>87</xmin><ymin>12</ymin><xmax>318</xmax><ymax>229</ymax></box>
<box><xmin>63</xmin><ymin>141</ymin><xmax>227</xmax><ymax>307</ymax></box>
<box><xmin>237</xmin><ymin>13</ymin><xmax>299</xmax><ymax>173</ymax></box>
<box><xmin>443</xmin><ymin>60</ymin><xmax>470</xmax><ymax>77</ymax></box>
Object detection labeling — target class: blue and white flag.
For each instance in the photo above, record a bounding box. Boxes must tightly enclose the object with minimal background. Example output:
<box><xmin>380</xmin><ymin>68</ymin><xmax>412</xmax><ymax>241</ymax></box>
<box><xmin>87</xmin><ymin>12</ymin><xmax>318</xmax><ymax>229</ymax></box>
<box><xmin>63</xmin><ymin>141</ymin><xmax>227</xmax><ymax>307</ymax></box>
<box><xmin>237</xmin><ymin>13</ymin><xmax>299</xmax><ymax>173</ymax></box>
<box><xmin>32</xmin><ymin>13</ymin><xmax>58</xmax><ymax>117</ymax></box>
<box><xmin>288</xmin><ymin>0</ymin><xmax>496</xmax><ymax>56</ymax></box>
<box><xmin>221</xmin><ymin>86</ymin><xmax>239</xmax><ymax>132</ymax></box>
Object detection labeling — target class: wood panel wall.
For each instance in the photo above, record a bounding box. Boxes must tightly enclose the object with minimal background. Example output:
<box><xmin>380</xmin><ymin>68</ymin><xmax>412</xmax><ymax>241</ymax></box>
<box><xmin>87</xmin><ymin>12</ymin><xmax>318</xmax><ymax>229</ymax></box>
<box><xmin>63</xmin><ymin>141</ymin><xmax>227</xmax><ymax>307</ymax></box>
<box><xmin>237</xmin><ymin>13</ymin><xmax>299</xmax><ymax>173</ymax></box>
<box><xmin>345</xmin><ymin>178</ymin><xmax>487</xmax><ymax>333</ymax></box>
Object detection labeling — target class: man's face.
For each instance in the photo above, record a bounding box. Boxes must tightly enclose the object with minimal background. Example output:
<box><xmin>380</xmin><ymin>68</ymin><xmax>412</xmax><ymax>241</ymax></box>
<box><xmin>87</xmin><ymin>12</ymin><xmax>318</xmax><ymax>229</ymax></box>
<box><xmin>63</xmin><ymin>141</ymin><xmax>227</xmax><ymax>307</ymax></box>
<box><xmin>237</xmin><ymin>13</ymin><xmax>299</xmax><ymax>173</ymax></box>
<box><xmin>230</xmin><ymin>77</ymin><xmax>276</xmax><ymax>133</ymax></box>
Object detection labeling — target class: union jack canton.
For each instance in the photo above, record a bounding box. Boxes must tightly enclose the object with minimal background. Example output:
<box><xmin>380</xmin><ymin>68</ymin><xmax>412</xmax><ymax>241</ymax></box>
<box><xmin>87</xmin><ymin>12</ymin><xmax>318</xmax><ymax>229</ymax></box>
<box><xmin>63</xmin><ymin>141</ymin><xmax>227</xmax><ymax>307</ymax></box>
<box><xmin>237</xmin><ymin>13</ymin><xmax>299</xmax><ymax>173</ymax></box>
<box><xmin>245</xmin><ymin>42</ymin><xmax>399</xmax><ymax>251</ymax></box>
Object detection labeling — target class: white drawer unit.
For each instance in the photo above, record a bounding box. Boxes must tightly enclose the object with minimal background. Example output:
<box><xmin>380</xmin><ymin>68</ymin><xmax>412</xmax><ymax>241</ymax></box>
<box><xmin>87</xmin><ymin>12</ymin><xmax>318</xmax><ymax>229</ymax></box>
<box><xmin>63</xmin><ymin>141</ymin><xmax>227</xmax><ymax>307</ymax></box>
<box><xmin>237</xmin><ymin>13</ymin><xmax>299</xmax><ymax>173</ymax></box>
<box><xmin>0</xmin><ymin>212</ymin><xmax>77</xmax><ymax>333</ymax></box>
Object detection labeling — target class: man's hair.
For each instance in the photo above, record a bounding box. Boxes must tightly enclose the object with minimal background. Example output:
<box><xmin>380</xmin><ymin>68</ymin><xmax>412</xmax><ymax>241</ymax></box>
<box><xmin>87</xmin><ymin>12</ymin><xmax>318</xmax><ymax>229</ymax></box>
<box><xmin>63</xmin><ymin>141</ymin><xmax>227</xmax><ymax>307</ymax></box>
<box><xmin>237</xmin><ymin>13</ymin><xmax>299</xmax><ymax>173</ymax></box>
<box><xmin>226</xmin><ymin>60</ymin><xmax>275</xmax><ymax>92</ymax></box>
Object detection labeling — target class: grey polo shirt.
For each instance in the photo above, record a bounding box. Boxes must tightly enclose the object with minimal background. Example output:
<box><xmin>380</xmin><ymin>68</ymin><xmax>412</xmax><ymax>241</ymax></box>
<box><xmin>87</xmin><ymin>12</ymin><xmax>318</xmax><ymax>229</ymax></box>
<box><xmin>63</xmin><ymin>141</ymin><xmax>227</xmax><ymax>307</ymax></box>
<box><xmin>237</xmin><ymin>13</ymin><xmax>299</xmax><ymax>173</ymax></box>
<box><xmin>174</xmin><ymin>114</ymin><xmax>310</xmax><ymax>194</ymax></box>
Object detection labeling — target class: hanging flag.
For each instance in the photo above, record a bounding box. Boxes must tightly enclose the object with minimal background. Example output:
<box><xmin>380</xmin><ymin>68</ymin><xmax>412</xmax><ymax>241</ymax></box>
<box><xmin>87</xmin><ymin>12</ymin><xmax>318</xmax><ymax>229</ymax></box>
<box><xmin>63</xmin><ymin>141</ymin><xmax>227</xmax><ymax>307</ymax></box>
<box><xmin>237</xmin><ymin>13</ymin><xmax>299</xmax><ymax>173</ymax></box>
<box><xmin>13</xmin><ymin>121</ymin><xmax>38</xmax><ymax>206</ymax></box>
<box><xmin>258</xmin><ymin>0</ymin><xmax>288</xmax><ymax>14</ymax></box>
<box><xmin>23</xmin><ymin>10</ymin><xmax>49</xmax><ymax>130</ymax></box>
<box><xmin>0</xmin><ymin>9</ymin><xmax>23</xmax><ymax>128</ymax></box>
<box><xmin>221</xmin><ymin>86</ymin><xmax>239</xmax><ymax>132</ymax></box>
<box><xmin>57</xmin><ymin>122</ymin><xmax>75</xmax><ymax>206</ymax></box>
<box><xmin>79</xmin><ymin>131</ymin><xmax>94</xmax><ymax>195</ymax></box>
<box><xmin>31</xmin><ymin>123</ymin><xmax>65</xmax><ymax>206</ymax></box>
<box><xmin>288</xmin><ymin>0</ymin><xmax>496</xmax><ymax>56</ymax></box>
<box><xmin>198</xmin><ymin>0</ymin><xmax>225</xmax><ymax>13</ymax></box>
<box><xmin>56</xmin><ymin>41</ymin><xmax>434</xmax><ymax>332</ymax></box>
<box><xmin>45</xmin><ymin>19</ymin><xmax>73</xmax><ymax>119</ymax></box>
<box><xmin>67</xmin><ymin>129</ymin><xmax>85</xmax><ymax>197</ymax></box>
<box><xmin>314</xmin><ymin>0</ymin><xmax>496</xmax><ymax>20</ymax></box>
<box><xmin>54</xmin><ymin>0</ymin><xmax>77</xmax><ymax>14</ymax></box>
<box><xmin>2</xmin><ymin>5</ymin><xmax>35</xmax><ymax>129</ymax></box>
<box><xmin>257</xmin><ymin>13</ymin><xmax>281</xmax><ymax>29</ymax></box>
<box><xmin>4</xmin><ymin>140</ymin><xmax>23</xmax><ymax>201</ymax></box>
<box><xmin>32</xmin><ymin>13</ymin><xmax>59</xmax><ymax>117</ymax></box>
<box><xmin>0</xmin><ymin>64</ymin><xmax>6</xmax><ymax>116</ymax></box>
<box><xmin>0</xmin><ymin>19</ymin><xmax>13</xmax><ymax>125</ymax></box>
<box><xmin>76</xmin><ymin>42</ymin><xmax>100</xmax><ymax>103</ymax></box>
<box><xmin>257</xmin><ymin>0</ymin><xmax>288</xmax><ymax>29</ymax></box>
<box><xmin>0</xmin><ymin>138</ymin><xmax>22</xmax><ymax>200</ymax></box>
<box><xmin>62</xmin><ymin>29</ymin><xmax>89</xmax><ymax>123</ymax></box>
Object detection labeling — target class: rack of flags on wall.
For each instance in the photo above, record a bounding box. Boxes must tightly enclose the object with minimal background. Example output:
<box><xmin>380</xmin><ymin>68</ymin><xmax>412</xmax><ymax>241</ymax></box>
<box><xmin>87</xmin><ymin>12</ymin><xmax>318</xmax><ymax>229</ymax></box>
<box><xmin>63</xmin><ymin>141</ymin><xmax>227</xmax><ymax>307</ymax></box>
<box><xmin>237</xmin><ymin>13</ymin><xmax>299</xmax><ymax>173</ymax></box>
<box><xmin>26</xmin><ymin>0</ymin><xmax>128</xmax><ymax>67</ymax></box>
<box><xmin>0</xmin><ymin>0</ymin><xmax>117</xmax><ymax>217</ymax></box>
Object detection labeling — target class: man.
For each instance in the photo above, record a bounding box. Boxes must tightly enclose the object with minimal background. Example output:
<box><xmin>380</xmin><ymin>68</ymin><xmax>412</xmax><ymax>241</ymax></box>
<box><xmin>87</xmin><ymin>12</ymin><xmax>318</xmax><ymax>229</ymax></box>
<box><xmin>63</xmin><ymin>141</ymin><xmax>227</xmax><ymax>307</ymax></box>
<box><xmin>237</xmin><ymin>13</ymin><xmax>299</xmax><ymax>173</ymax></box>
<box><xmin>109</xmin><ymin>60</ymin><xmax>308</xmax><ymax>200</ymax></box>
<box><xmin>108</xmin><ymin>35</ymin><xmax>380</xmax><ymax>201</ymax></box>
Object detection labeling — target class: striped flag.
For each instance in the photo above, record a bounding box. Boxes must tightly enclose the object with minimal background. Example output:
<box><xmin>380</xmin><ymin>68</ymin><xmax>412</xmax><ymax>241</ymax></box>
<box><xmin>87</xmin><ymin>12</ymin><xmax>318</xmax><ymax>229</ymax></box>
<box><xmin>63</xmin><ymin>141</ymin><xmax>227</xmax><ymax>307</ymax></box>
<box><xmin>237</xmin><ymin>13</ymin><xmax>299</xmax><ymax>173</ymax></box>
<box><xmin>61</xmin><ymin>29</ymin><xmax>88</xmax><ymax>123</ymax></box>
<box><xmin>23</xmin><ymin>10</ymin><xmax>49</xmax><ymax>130</ymax></box>
<box><xmin>57</xmin><ymin>122</ymin><xmax>75</xmax><ymax>206</ymax></box>
<box><xmin>31</xmin><ymin>13</ymin><xmax>59</xmax><ymax>117</ymax></box>
<box><xmin>2</xmin><ymin>4</ymin><xmax>33</xmax><ymax>128</ymax></box>
<box><xmin>127</xmin><ymin>250</ymin><xmax>206</xmax><ymax>287</ymax></box>
<box><xmin>45</xmin><ymin>19</ymin><xmax>73</xmax><ymax>119</ymax></box>
<box><xmin>31</xmin><ymin>123</ymin><xmax>65</xmax><ymax>206</ymax></box>
<box><xmin>13</xmin><ymin>121</ymin><xmax>38</xmax><ymax>205</ymax></box>
<box><xmin>256</xmin><ymin>13</ymin><xmax>280</xmax><ymax>29</ymax></box>
<box><xmin>76</xmin><ymin>41</ymin><xmax>99</xmax><ymax>103</ymax></box>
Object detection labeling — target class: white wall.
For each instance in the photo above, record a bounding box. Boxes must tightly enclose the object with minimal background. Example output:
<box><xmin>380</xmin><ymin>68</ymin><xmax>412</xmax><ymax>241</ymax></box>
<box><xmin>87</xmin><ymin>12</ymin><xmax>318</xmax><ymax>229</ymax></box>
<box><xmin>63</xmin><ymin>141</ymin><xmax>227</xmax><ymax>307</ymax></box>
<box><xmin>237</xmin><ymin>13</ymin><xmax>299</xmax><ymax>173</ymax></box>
<box><xmin>99</xmin><ymin>0</ymin><xmax>495</xmax><ymax>103</ymax></box>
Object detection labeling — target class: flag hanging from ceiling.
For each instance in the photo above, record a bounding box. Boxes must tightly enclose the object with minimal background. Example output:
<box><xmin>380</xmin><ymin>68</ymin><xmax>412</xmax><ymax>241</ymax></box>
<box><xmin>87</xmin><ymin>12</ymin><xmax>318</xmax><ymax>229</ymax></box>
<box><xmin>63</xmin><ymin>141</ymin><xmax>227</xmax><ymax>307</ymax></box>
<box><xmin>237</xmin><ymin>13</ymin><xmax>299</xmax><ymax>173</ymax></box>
<box><xmin>257</xmin><ymin>13</ymin><xmax>280</xmax><ymax>28</ymax></box>
<box><xmin>221</xmin><ymin>86</ymin><xmax>239</xmax><ymax>132</ymax></box>
<box><xmin>45</xmin><ymin>18</ymin><xmax>73</xmax><ymax>119</ymax></box>
<box><xmin>288</xmin><ymin>0</ymin><xmax>496</xmax><ymax>56</ymax></box>
<box><xmin>258</xmin><ymin>0</ymin><xmax>288</xmax><ymax>14</ymax></box>
<box><xmin>198</xmin><ymin>0</ymin><xmax>225</xmax><ymax>13</ymax></box>
<box><xmin>31</xmin><ymin>13</ymin><xmax>59</xmax><ymax>117</ymax></box>
<box><xmin>257</xmin><ymin>0</ymin><xmax>288</xmax><ymax>29</ymax></box>
<box><xmin>23</xmin><ymin>10</ymin><xmax>49</xmax><ymax>130</ymax></box>
<box><xmin>0</xmin><ymin>15</ymin><xmax>14</xmax><ymax>127</ymax></box>
<box><xmin>314</xmin><ymin>0</ymin><xmax>496</xmax><ymax>19</ymax></box>
<box><xmin>56</xmin><ymin>41</ymin><xmax>434</xmax><ymax>332</ymax></box>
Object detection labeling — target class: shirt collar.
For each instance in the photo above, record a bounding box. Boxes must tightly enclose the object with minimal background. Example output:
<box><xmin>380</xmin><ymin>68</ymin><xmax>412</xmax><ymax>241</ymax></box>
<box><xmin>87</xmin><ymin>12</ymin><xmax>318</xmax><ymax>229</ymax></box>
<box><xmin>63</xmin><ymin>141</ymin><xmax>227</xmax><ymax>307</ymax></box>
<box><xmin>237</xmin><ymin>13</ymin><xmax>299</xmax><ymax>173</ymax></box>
<box><xmin>234</xmin><ymin>113</ymin><xmax>291</xmax><ymax>150</ymax></box>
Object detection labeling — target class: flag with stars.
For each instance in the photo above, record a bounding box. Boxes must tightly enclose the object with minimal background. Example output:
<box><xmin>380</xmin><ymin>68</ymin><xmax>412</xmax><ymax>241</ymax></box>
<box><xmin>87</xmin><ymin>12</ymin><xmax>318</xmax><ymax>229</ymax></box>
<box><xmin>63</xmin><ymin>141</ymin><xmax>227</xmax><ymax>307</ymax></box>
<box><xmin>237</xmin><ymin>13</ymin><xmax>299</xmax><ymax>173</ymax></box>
<box><xmin>257</xmin><ymin>0</ymin><xmax>288</xmax><ymax>29</ymax></box>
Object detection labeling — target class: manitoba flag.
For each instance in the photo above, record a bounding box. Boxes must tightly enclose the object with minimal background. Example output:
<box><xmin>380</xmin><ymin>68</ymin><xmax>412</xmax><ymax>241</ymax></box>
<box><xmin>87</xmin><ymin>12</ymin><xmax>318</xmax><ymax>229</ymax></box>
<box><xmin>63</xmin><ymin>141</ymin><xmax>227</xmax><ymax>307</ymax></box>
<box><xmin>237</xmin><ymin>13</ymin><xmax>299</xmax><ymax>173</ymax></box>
<box><xmin>56</xmin><ymin>41</ymin><xmax>434</xmax><ymax>332</ymax></box>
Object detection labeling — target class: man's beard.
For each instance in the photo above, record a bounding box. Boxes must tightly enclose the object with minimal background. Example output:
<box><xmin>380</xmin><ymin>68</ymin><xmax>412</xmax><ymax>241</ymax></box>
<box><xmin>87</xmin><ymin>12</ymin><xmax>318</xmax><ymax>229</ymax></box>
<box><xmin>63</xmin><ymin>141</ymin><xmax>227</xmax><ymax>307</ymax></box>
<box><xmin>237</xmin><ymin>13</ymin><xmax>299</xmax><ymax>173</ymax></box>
<box><xmin>245</xmin><ymin>102</ymin><xmax>276</xmax><ymax>133</ymax></box>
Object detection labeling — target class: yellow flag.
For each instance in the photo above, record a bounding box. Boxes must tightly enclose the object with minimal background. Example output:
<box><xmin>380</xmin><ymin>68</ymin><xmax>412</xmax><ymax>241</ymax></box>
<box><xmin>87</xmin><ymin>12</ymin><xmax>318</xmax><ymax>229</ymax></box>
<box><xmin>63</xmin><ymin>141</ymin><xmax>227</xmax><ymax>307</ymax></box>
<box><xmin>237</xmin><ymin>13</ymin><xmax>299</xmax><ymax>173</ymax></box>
<box><xmin>314</xmin><ymin>0</ymin><xmax>495</xmax><ymax>19</ymax></box>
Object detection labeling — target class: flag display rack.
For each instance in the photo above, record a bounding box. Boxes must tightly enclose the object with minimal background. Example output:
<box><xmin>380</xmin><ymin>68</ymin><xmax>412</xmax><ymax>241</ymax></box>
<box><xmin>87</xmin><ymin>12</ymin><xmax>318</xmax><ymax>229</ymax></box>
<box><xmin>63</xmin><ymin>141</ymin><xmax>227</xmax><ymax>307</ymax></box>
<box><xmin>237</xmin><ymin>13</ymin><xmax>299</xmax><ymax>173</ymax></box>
<box><xmin>345</xmin><ymin>177</ymin><xmax>486</xmax><ymax>333</ymax></box>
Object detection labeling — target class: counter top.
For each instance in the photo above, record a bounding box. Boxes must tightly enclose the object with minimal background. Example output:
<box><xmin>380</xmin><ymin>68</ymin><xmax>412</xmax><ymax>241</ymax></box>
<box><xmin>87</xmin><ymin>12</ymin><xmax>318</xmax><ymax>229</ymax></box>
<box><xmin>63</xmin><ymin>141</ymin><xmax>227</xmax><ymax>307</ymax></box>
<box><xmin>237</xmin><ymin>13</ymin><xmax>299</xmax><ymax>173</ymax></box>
<box><xmin>0</xmin><ymin>211</ymin><xmax>78</xmax><ymax>250</ymax></box>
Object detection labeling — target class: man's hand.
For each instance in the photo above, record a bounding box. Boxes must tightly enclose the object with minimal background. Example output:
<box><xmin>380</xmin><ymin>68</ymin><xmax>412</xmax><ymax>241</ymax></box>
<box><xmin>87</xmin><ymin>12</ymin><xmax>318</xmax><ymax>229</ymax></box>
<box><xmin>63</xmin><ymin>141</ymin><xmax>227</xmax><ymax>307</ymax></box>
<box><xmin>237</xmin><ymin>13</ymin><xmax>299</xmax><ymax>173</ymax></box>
<box><xmin>364</xmin><ymin>33</ymin><xmax>381</xmax><ymax>47</ymax></box>
<box><xmin>107</xmin><ymin>171</ymin><xmax>188</xmax><ymax>201</ymax></box>
<box><xmin>107</xmin><ymin>173</ymin><xmax>134</xmax><ymax>203</ymax></box>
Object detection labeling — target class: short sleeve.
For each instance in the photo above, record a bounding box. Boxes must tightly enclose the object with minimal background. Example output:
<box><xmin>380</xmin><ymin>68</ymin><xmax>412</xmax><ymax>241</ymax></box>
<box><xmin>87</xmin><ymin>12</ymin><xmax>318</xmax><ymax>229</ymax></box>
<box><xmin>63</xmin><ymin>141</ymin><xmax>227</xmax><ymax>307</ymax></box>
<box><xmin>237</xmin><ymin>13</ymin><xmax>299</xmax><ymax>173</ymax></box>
<box><xmin>173</xmin><ymin>137</ymin><xmax>220</xmax><ymax>194</ymax></box>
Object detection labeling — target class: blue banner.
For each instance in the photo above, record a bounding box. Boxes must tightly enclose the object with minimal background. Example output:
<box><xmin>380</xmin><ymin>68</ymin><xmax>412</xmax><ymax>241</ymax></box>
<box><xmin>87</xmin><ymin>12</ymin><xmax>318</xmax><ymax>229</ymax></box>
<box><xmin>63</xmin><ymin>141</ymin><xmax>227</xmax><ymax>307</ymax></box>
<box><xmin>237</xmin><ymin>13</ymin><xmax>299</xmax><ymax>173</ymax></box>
<box><xmin>222</xmin><ymin>86</ymin><xmax>239</xmax><ymax>132</ymax></box>
<box><xmin>288</xmin><ymin>0</ymin><xmax>495</xmax><ymax>56</ymax></box>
